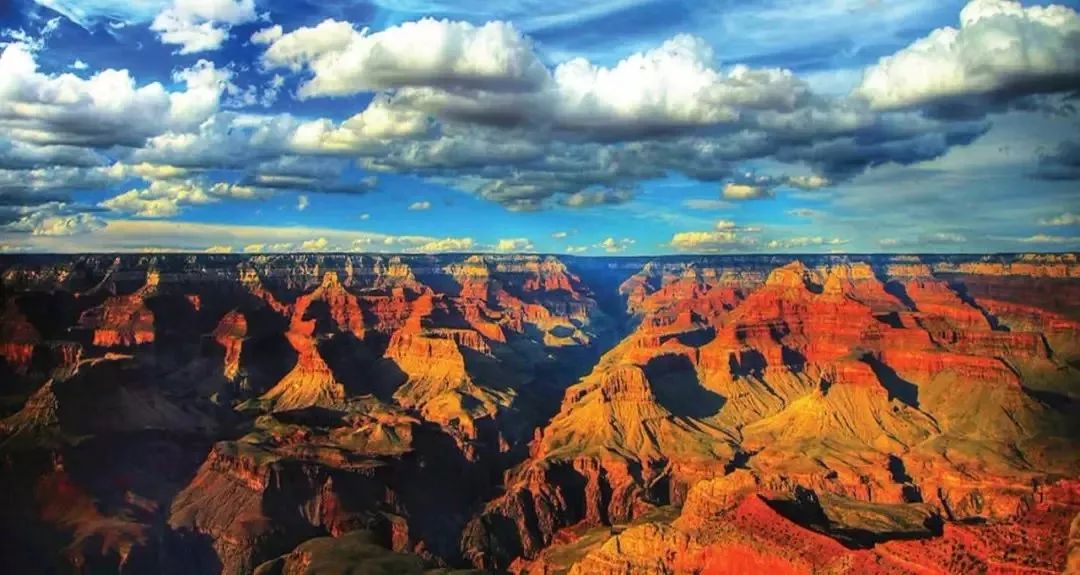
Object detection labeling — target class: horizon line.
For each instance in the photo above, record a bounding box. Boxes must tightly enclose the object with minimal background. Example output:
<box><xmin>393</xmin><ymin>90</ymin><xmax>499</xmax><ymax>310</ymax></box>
<box><xmin>1</xmin><ymin>251</ymin><xmax>1077</xmax><ymax>258</ymax></box>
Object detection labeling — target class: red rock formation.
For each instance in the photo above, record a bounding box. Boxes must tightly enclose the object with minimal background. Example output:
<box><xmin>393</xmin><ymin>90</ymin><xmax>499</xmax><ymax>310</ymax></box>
<box><xmin>213</xmin><ymin>310</ymin><xmax>247</xmax><ymax>383</ymax></box>
<box><xmin>902</xmin><ymin>275</ymin><xmax>990</xmax><ymax>331</ymax></box>
<box><xmin>550</xmin><ymin>477</ymin><xmax>1080</xmax><ymax>574</ymax></box>
<box><xmin>260</xmin><ymin>331</ymin><xmax>345</xmax><ymax>412</ymax></box>
<box><xmin>520</xmin><ymin>256</ymin><xmax>578</xmax><ymax>294</ymax></box>
<box><xmin>385</xmin><ymin>292</ymin><xmax>509</xmax><ymax>437</ymax></box>
<box><xmin>257</xmin><ymin>273</ymin><xmax>359</xmax><ymax>412</ymax></box>
<box><xmin>307</xmin><ymin>271</ymin><xmax>365</xmax><ymax>339</ymax></box>
<box><xmin>0</xmin><ymin>299</ymin><xmax>39</xmax><ymax>373</ymax></box>
<box><xmin>80</xmin><ymin>270</ymin><xmax>159</xmax><ymax>347</ymax></box>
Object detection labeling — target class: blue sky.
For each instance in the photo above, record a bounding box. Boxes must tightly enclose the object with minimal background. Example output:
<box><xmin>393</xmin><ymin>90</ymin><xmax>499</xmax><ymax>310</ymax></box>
<box><xmin>0</xmin><ymin>0</ymin><xmax>1077</xmax><ymax>254</ymax></box>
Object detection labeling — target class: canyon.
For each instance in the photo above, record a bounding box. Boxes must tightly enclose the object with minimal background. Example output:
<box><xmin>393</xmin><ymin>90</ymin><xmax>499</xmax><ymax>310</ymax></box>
<box><xmin>0</xmin><ymin>252</ymin><xmax>1077</xmax><ymax>574</ymax></box>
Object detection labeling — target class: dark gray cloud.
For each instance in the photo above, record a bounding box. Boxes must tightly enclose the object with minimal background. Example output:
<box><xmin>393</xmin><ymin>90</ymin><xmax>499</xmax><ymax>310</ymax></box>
<box><xmin>1033</xmin><ymin>139</ymin><xmax>1080</xmax><ymax>180</ymax></box>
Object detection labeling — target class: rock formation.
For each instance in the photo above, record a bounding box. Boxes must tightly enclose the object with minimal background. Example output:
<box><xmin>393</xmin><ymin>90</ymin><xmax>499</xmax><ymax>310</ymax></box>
<box><xmin>0</xmin><ymin>252</ymin><xmax>1076</xmax><ymax>574</ymax></box>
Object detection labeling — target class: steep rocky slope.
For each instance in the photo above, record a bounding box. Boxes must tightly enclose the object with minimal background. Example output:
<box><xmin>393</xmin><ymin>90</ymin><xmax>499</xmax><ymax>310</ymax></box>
<box><xmin>0</xmin><ymin>252</ymin><xmax>1076</xmax><ymax>574</ymax></box>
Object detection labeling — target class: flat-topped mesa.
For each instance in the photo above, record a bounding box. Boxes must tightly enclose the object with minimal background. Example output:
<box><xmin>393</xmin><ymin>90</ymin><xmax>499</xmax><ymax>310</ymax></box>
<box><xmin>213</xmin><ymin>310</ymin><xmax>247</xmax><ymax>383</ymax></box>
<box><xmin>674</xmin><ymin>470</ymin><xmax>759</xmax><ymax>529</ymax></box>
<box><xmin>335</xmin><ymin>409</ymin><xmax>422</xmax><ymax>457</ymax></box>
<box><xmin>821</xmin><ymin>263</ymin><xmax>903</xmax><ymax>310</ymax></box>
<box><xmin>945</xmin><ymin>328</ymin><xmax>1051</xmax><ymax>359</ymax></box>
<box><xmin>598</xmin><ymin>364</ymin><xmax>657</xmax><ymax>403</ymax></box>
<box><xmin>167</xmin><ymin>408</ymin><xmax>483</xmax><ymax>574</ymax></box>
<box><xmin>372</xmin><ymin>256</ymin><xmax>424</xmax><ymax>293</ymax></box>
<box><xmin>978</xmin><ymin>298</ymin><xmax>1080</xmax><ymax>358</ymax></box>
<box><xmin>0</xmin><ymin>299</ymin><xmax>40</xmax><ymax>373</ymax></box>
<box><xmin>384</xmin><ymin>331</ymin><xmax>514</xmax><ymax>438</ymax></box>
<box><xmin>80</xmin><ymin>270</ymin><xmax>159</xmax><ymax>348</ymax></box>
<box><xmin>393</xmin><ymin>292</ymin><xmax>492</xmax><ymax>352</ymax></box>
<box><xmin>726</xmin><ymin>280</ymin><xmax>884</xmax><ymax>365</ymax></box>
<box><xmin>490</xmin><ymin>289</ymin><xmax>597</xmax><ymax>347</ymax></box>
<box><xmin>385</xmin><ymin>330</ymin><xmax>471</xmax><ymax>379</ymax></box>
<box><xmin>400</xmin><ymin>292</ymin><xmax>436</xmax><ymax>334</ymax></box>
<box><xmin>488</xmin><ymin>257</ymin><xmax>596</xmax><ymax>323</ymax></box>
<box><xmin>444</xmin><ymin>255</ymin><xmax>492</xmax><ymax>300</ymax></box>
<box><xmin>645</xmin><ymin>275</ymin><xmax>716</xmax><ymax>309</ymax></box>
<box><xmin>519</xmin><ymin>256</ymin><xmax>578</xmax><ymax>293</ymax></box>
<box><xmin>901</xmin><ymin>276</ymin><xmax>991</xmax><ymax>331</ymax></box>
<box><xmin>878</xmin><ymin>349</ymin><xmax>1022</xmax><ymax>387</ymax></box>
<box><xmin>623</xmin><ymin>263</ymin><xmax>763</xmax><ymax>317</ymax></box>
<box><xmin>887</xmin><ymin>271</ymin><xmax>1060</xmax><ymax>360</ymax></box>
<box><xmin>460</xmin><ymin>304</ymin><xmax>506</xmax><ymax>343</ymax></box>
<box><xmin>816</xmin><ymin>360</ymin><xmax>886</xmax><ymax>390</ymax></box>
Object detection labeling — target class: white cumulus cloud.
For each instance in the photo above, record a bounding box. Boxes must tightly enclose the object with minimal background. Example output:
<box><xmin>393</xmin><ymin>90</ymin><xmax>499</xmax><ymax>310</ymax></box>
<box><xmin>262</xmin><ymin>18</ymin><xmax>548</xmax><ymax>98</ymax></box>
<box><xmin>595</xmin><ymin>237</ymin><xmax>635</xmax><ymax>253</ymax></box>
<box><xmin>100</xmin><ymin>180</ymin><xmax>261</xmax><ymax>218</ymax></box>
<box><xmin>151</xmin><ymin>0</ymin><xmax>258</xmax><ymax>54</ymax></box>
<box><xmin>495</xmin><ymin>237</ymin><xmax>534</xmax><ymax>252</ymax></box>
<box><xmin>856</xmin><ymin>0</ymin><xmax>1080</xmax><ymax>110</ymax></box>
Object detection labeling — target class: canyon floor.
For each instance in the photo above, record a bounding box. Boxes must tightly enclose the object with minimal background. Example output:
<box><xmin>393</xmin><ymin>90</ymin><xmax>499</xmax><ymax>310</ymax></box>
<box><xmin>1</xmin><ymin>253</ymin><xmax>1078</xmax><ymax>574</ymax></box>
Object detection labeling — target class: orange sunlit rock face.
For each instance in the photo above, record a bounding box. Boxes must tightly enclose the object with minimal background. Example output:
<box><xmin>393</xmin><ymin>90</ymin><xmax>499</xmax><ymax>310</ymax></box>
<box><xmin>213</xmin><ymin>310</ymin><xmax>247</xmax><ymax>383</ymax></box>
<box><xmin>0</xmin><ymin>253</ymin><xmax>1077</xmax><ymax>574</ymax></box>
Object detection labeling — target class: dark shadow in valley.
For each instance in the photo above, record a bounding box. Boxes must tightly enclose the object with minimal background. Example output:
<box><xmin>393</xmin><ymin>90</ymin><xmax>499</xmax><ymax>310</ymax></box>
<box><xmin>645</xmin><ymin>354</ymin><xmax>725</xmax><ymax>418</ymax></box>
<box><xmin>948</xmin><ymin>281</ymin><xmax>1008</xmax><ymax>331</ymax></box>
<box><xmin>728</xmin><ymin>349</ymin><xmax>766</xmax><ymax>379</ymax></box>
<box><xmin>14</xmin><ymin>291</ymin><xmax>83</xmax><ymax>340</ymax></box>
<box><xmin>887</xmin><ymin>454</ymin><xmax>912</xmax><ymax>483</ymax></box>
<box><xmin>887</xmin><ymin>455</ymin><xmax>923</xmax><ymax>503</ymax></box>
<box><xmin>764</xmin><ymin>487</ymin><xmax>830</xmax><ymax>532</ymax></box>
<box><xmin>782</xmin><ymin>346</ymin><xmax>806</xmax><ymax>374</ymax></box>
<box><xmin>862</xmin><ymin>354</ymin><xmax>920</xmax><ymax>409</ymax></box>
<box><xmin>675</xmin><ymin>326</ymin><xmax>715</xmax><ymax>348</ymax></box>
<box><xmin>1022</xmin><ymin>386</ymin><xmax>1074</xmax><ymax>408</ymax></box>
<box><xmin>883</xmin><ymin>280</ymin><xmax>917</xmax><ymax>311</ymax></box>
<box><xmin>60</xmin><ymin>431</ymin><xmax>227</xmax><ymax>575</ymax></box>
<box><xmin>239</xmin><ymin>330</ymin><xmax>298</xmax><ymax>396</ymax></box>
<box><xmin>874</xmin><ymin>311</ymin><xmax>904</xmax><ymax>329</ymax></box>
<box><xmin>415</xmin><ymin>271</ymin><xmax>462</xmax><ymax>297</ymax></box>
<box><xmin>318</xmin><ymin>331</ymin><xmax>378</xmax><ymax>397</ymax></box>
<box><xmin>766</xmin><ymin>487</ymin><xmax>941</xmax><ymax>550</ymax></box>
